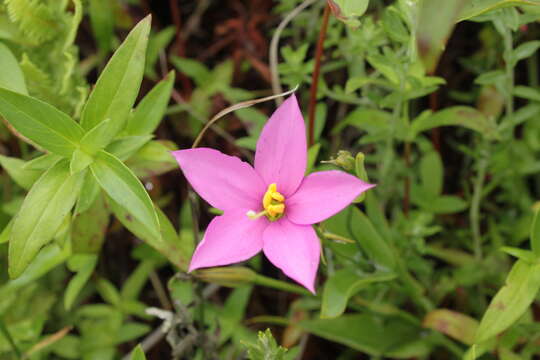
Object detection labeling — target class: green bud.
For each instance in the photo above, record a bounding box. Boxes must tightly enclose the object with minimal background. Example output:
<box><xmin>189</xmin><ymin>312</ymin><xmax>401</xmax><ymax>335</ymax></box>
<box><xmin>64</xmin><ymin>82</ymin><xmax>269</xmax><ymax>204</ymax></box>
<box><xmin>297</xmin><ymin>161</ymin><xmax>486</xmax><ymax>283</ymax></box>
<box><xmin>322</xmin><ymin>150</ymin><xmax>355</xmax><ymax>171</ymax></box>
<box><xmin>194</xmin><ymin>266</ymin><xmax>256</xmax><ymax>287</ymax></box>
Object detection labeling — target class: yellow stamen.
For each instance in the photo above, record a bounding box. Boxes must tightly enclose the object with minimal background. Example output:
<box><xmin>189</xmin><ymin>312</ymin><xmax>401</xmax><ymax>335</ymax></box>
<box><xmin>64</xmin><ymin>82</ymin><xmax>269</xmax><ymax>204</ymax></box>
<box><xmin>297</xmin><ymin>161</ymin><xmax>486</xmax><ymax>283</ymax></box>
<box><xmin>261</xmin><ymin>183</ymin><xmax>286</xmax><ymax>221</ymax></box>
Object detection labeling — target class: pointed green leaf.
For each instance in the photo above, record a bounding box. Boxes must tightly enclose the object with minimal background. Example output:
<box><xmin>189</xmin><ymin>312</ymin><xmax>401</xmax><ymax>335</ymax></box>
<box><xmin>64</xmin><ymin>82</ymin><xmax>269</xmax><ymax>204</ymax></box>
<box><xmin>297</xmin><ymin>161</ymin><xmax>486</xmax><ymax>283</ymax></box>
<box><xmin>80</xmin><ymin>118</ymin><xmax>117</xmax><ymax>154</ymax></box>
<box><xmin>64</xmin><ymin>254</ymin><xmax>98</xmax><ymax>310</ymax></box>
<box><xmin>106</xmin><ymin>135</ymin><xmax>154</xmax><ymax>161</ymax></box>
<box><xmin>90</xmin><ymin>150</ymin><xmax>160</xmax><ymax>240</ymax></box>
<box><xmin>9</xmin><ymin>160</ymin><xmax>85</xmax><ymax>278</ymax></box>
<box><xmin>0</xmin><ymin>43</ymin><xmax>27</xmax><ymax>94</ymax></box>
<box><xmin>412</xmin><ymin>106</ymin><xmax>498</xmax><ymax>140</ymax></box>
<box><xmin>130</xmin><ymin>345</ymin><xmax>147</xmax><ymax>360</ymax></box>
<box><xmin>125</xmin><ymin>71</ymin><xmax>175</xmax><ymax>136</ymax></box>
<box><xmin>75</xmin><ymin>171</ymin><xmax>102</xmax><ymax>215</ymax></box>
<box><xmin>23</xmin><ymin>153</ymin><xmax>62</xmax><ymax>171</ymax></box>
<box><xmin>81</xmin><ymin>16</ymin><xmax>151</xmax><ymax>137</ymax></box>
<box><xmin>70</xmin><ymin>148</ymin><xmax>94</xmax><ymax>174</ymax></box>
<box><xmin>475</xmin><ymin>259</ymin><xmax>540</xmax><ymax>343</ymax></box>
<box><xmin>321</xmin><ymin>269</ymin><xmax>396</xmax><ymax>318</ymax></box>
<box><xmin>0</xmin><ymin>154</ymin><xmax>43</xmax><ymax>190</ymax></box>
<box><xmin>299</xmin><ymin>314</ymin><xmax>427</xmax><ymax>357</ymax></box>
<box><xmin>0</xmin><ymin>88</ymin><xmax>84</xmax><ymax>156</ymax></box>
<box><xmin>420</xmin><ymin>151</ymin><xmax>444</xmax><ymax>196</ymax></box>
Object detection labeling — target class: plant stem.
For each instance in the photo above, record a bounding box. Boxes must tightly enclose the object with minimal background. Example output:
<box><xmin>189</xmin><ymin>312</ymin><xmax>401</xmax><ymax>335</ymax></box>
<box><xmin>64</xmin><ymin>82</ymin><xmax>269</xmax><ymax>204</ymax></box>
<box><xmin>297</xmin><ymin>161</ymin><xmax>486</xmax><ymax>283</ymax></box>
<box><xmin>503</xmin><ymin>28</ymin><xmax>514</xmax><ymax>117</ymax></box>
<box><xmin>470</xmin><ymin>146</ymin><xmax>488</xmax><ymax>261</ymax></box>
<box><xmin>307</xmin><ymin>4</ymin><xmax>331</xmax><ymax>147</ymax></box>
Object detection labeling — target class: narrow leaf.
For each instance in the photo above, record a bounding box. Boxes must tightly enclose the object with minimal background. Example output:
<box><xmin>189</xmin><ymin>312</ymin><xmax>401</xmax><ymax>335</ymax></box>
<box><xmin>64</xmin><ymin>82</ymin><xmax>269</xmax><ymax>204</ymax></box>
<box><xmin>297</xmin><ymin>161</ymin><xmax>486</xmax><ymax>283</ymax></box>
<box><xmin>130</xmin><ymin>345</ymin><xmax>147</xmax><ymax>360</ymax></box>
<box><xmin>0</xmin><ymin>43</ymin><xmax>27</xmax><ymax>94</ymax></box>
<box><xmin>321</xmin><ymin>269</ymin><xmax>396</xmax><ymax>318</ymax></box>
<box><xmin>125</xmin><ymin>71</ymin><xmax>175</xmax><ymax>136</ymax></box>
<box><xmin>475</xmin><ymin>259</ymin><xmax>540</xmax><ymax>343</ymax></box>
<box><xmin>80</xmin><ymin>118</ymin><xmax>117</xmax><ymax>154</ymax></box>
<box><xmin>9</xmin><ymin>160</ymin><xmax>84</xmax><ymax>278</ymax></box>
<box><xmin>0</xmin><ymin>88</ymin><xmax>84</xmax><ymax>157</ymax></box>
<box><xmin>90</xmin><ymin>150</ymin><xmax>160</xmax><ymax>240</ymax></box>
<box><xmin>81</xmin><ymin>16</ymin><xmax>151</xmax><ymax>137</ymax></box>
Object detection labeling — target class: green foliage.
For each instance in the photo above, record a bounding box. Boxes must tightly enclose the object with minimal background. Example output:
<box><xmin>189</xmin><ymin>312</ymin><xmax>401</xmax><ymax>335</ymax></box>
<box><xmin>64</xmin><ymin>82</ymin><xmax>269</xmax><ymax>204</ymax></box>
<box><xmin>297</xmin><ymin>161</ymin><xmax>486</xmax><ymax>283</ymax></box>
<box><xmin>243</xmin><ymin>329</ymin><xmax>288</xmax><ymax>360</ymax></box>
<box><xmin>0</xmin><ymin>0</ymin><xmax>539</xmax><ymax>358</ymax></box>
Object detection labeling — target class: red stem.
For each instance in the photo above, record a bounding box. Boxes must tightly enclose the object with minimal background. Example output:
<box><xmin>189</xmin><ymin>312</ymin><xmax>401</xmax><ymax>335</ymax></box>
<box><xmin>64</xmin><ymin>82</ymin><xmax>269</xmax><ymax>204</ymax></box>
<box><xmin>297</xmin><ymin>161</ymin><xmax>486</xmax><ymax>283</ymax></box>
<box><xmin>307</xmin><ymin>5</ymin><xmax>331</xmax><ymax>147</ymax></box>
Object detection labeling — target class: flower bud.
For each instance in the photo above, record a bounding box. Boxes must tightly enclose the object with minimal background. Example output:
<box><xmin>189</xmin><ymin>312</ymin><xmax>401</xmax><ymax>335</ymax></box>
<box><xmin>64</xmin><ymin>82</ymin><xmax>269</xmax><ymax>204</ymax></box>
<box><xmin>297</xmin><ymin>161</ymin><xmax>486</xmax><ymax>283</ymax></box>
<box><xmin>193</xmin><ymin>266</ymin><xmax>256</xmax><ymax>287</ymax></box>
<box><xmin>322</xmin><ymin>150</ymin><xmax>355</xmax><ymax>171</ymax></box>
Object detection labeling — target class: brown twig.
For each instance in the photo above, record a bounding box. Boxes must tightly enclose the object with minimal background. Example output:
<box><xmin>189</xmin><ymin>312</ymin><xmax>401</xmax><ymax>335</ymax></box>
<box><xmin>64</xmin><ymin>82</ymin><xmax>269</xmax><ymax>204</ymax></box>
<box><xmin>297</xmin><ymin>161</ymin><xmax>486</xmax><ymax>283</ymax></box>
<box><xmin>307</xmin><ymin>4</ymin><xmax>331</xmax><ymax>147</ymax></box>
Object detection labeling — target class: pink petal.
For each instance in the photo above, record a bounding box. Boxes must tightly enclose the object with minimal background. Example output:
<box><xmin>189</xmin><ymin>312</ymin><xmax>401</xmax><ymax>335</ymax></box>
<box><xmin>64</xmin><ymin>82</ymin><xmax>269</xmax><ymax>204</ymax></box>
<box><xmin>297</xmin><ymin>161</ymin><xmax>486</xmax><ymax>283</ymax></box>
<box><xmin>263</xmin><ymin>218</ymin><xmax>320</xmax><ymax>293</ymax></box>
<box><xmin>172</xmin><ymin>148</ymin><xmax>265</xmax><ymax>211</ymax></box>
<box><xmin>286</xmin><ymin>170</ymin><xmax>375</xmax><ymax>225</ymax></box>
<box><xmin>189</xmin><ymin>209</ymin><xmax>268</xmax><ymax>271</ymax></box>
<box><xmin>254</xmin><ymin>95</ymin><xmax>307</xmax><ymax>196</ymax></box>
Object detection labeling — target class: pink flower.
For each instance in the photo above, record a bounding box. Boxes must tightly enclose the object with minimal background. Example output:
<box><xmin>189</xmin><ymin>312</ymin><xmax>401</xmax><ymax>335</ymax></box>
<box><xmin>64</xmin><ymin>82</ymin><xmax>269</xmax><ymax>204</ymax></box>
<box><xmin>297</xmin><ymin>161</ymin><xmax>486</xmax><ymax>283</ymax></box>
<box><xmin>172</xmin><ymin>95</ymin><xmax>374</xmax><ymax>293</ymax></box>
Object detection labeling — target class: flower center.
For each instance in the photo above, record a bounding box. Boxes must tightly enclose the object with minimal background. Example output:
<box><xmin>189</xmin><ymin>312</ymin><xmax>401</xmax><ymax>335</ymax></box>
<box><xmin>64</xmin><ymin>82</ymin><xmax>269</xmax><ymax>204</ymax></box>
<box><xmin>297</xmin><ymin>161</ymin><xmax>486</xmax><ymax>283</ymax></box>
<box><xmin>246</xmin><ymin>183</ymin><xmax>286</xmax><ymax>221</ymax></box>
<box><xmin>262</xmin><ymin>183</ymin><xmax>285</xmax><ymax>221</ymax></box>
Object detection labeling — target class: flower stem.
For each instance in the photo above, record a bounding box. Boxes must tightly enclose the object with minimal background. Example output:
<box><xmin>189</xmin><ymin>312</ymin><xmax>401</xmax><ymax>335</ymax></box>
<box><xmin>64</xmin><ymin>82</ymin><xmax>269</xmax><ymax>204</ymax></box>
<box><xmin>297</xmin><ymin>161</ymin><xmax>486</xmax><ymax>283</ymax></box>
<box><xmin>307</xmin><ymin>4</ymin><xmax>331</xmax><ymax>147</ymax></box>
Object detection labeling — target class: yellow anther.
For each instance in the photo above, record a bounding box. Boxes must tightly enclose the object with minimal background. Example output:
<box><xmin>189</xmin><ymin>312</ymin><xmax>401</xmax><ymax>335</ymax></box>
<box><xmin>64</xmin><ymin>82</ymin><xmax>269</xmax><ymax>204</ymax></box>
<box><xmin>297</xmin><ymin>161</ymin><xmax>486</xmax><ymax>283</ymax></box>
<box><xmin>267</xmin><ymin>204</ymin><xmax>285</xmax><ymax>217</ymax></box>
<box><xmin>271</xmin><ymin>192</ymin><xmax>284</xmax><ymax>202</ymax></box>
<box><xmin>262</xmin><ymin>183</ymin><xmax>286</xmax><ymax>221</ymax></box>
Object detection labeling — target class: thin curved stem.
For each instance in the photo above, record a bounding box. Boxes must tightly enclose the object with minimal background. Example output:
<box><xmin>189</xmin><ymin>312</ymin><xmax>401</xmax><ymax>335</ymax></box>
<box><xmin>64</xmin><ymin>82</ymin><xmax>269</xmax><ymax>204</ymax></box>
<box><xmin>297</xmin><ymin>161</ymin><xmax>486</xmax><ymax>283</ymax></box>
<box><xmin>269</xmin><ymin>0</ymin><xmax>319</xmax><ymax>105</ymax></box>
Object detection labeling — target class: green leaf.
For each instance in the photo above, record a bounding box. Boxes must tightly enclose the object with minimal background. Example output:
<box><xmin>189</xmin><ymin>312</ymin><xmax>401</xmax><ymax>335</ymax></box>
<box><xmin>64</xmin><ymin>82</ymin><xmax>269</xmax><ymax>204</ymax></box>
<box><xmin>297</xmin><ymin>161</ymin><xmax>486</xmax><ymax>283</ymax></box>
<box><xmin>0</xmin><ymin>88</ymin><xmax>85</xmax><ymax>157</ymax></box>
<box><xmin>145</xmin><ymin>26</ymin><xmax>176</xmax><ymax>78</ymax></box>
<box><xmin>72</xmin><ymin>192</ymin><xmax>109</xmax><ymax>254</ymax></box>
<box><xmin>0</xmin><ymin>154</ymin><xmax>43</xmax><ymax>190</ymax></box>
<box><xmin>306</xmin><ymin>143</ymin><xmax>321</xmax><ymax>174</ymax></box>
<box><xmin>423</xmin><ymin>309</ymin><xmax>479</xmax><ymax>345</ymax></box>
<box><xmin>96</xmin><ymin>278</ymin><xmax>121</xmax><ymax>306</ymax></box>
<box><xmin>411</xmin><ymin>106</ymin><xmax>498</xmax><ymax>140</ymax></box>
<box><xmin>80</xmin><ymin>118</ymin><xmax>117</xmax><ymax>155</ymax></box>
<box><xmin>125</xmin><ymin>71</ymin><xmax>175</xmax><ymax>136</ymax></box>
<box><xmin>64</xmin><ymin>254</ymin><xmax>98</xmax><ymax>310</ymax></box>
<box><xmin>74</xmin><ymin>171</ymin><xmax>101</xmax><ymax>215</ymax></box>
<box><xmin>324</xmin><ymin>206</ymin><xmax>396</xmax><ymax>270</ymax></box>
<box><xmin>106</xmin><ymin>135</ymin><xmax>154</xmax><ymax>161</ymax></box>
<box><xmin>81</xmin><ymin>16</ymin><xmax>151</xmax><ymax>137</ymax></box>
<box><xmin>130</xmin><ymin>345</ymin><xmax>147</xmax><ymax>360</ymax></box>
<box><xmin>321</xmin><ymin>269</ymin><xmax>396</xmax><ymax>318</ymax></box>
<box><xmin>327</xmin><ymin>0</ymin><xmax>369</xmax><ymax>27</ymax></box>
<box><xmin>531</xmin><ymin>208</ymin><xmax>540</xmax><ymax>257</ymax></box>
<box><xmin>23</xmin><ymin>153</ymin><xmax>62</xmax><ymax>171</ymax></box>
<box><xmin>416</xmin><ymin>0</ymin><xmax>466</xmax><ymax>73</ymax></box>
<box><xmin>1</xmin><ymin>243</ymin><xmax>71</xmax><ymax>295</ymax></box>
<box><xmin>299</xmin><ymin>314</ymin><xmax>427</xmax><ymax>357</ymax></box>
<box><xmin>0</xmin><ymin>42</ymin><xmax>27</xmax><ymax>94</ymax></box>
<box><xmin>109</xmin><ymin>197</ymin><xmax>190</xmax><ymax>270</ymax></box>
<box><xmin>420</xmin><ymin>151</ymin><xmax>444</xmax><ymax>196</ymax></box>
<box><xmin>90</xmin><ymin>150</ymin><xmax>160</xmax><ymax>241</ymax></box>
<box><xmin>89</xmin><ymin>0</ymin><xmax>115</xmax><ymax>53</ymax></box>
<box><xmin>170</xmin><ymin>56</ymin><xmax>210</xmax><ymax>86</ymax></box>
<box><xmin>9</xmin><ymin>160</ymin><xmax>84</xmax><ymax>278</ymax></box>
<box><xmin>511</xmin><ymin>40</ymin><xmax>540</xmax><ymax>66</ymax></box>
<box><xmin>70</xmin><ymin>148</ymin><xmax>94</xmax><ymax>174</ymax></box>
<box><xmin>475</xmin><ymin>259</ymin><xmax>540</xmax><ymax>343</ymax></box>
<box><xmin>514</xmin><ymin>86</ymin><xmax>540</xmax><ymax>102</ymax></box>
<box><xmin>243</xmin><ymin>329</ymin><xmax>288</xmax><ymax>360</ymax></box>
<box><xmin>458</xmin><ymin>0</ymin><xmax>540</xmax><ymax>21</ymax></box>
<box><xmin>125</xmin><ymin>140</ymin><xmax>177</xmax><ymax>178</ymax></box>
<box><xmin>0</xmin><ymin>220</ymin><xmax>13</xmax><ymax>244</ymax></box>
